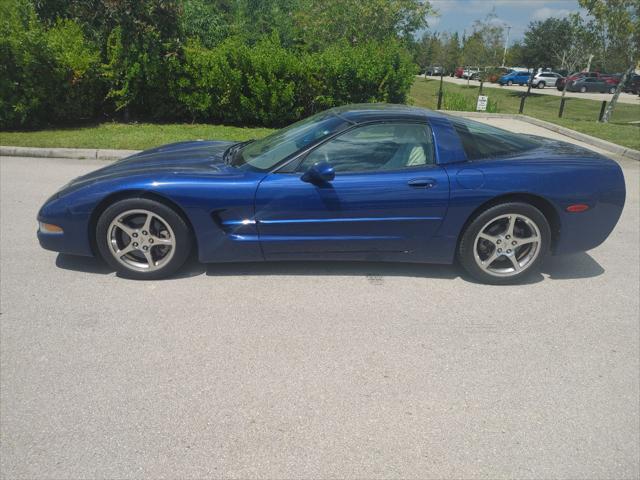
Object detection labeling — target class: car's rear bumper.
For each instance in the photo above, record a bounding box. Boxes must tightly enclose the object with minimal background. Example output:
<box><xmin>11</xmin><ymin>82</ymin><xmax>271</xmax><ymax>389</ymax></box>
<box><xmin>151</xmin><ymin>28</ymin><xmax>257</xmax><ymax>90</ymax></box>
<box><xmin>553</xmin><ymin>167</ymin><xmax>626</xmax><ymax>255</ymax></box>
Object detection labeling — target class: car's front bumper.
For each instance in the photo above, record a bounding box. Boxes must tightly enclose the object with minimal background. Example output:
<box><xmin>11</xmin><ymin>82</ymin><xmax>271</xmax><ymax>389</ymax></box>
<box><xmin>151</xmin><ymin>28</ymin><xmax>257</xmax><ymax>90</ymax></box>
<box><xmin>37</xmin><ymin>213</ymin><xmax>94</xmax><ymax>257</ymax></box>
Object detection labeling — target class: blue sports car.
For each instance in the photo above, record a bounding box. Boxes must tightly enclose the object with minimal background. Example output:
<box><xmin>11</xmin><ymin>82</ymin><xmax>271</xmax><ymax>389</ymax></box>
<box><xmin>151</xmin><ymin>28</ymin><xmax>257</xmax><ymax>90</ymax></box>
<box><xmin>37</xmin><ymin>104</ymin><xmax>625</xmax><ymax>284</ymax></box>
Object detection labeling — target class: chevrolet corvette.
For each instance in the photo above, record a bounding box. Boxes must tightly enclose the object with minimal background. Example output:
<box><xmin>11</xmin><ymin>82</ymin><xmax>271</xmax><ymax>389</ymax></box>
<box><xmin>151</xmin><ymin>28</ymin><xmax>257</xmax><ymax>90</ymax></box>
<box><xmin>37</xmin><ymin>104</ymin><xmax>626</xmax><ymax>284</ymax></box>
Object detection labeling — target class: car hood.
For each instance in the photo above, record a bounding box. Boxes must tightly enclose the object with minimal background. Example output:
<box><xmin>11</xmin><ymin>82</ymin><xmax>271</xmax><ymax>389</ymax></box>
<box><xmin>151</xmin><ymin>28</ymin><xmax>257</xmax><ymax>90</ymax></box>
<box><xmin>64</xmin><ymin>140</ymin><xmax>238</xmax><ymax>189</ymax></box>
<box><xmin>105</xmin><ymin>140</ymin><xmax>234</xmax><ymax>173</ymax></box>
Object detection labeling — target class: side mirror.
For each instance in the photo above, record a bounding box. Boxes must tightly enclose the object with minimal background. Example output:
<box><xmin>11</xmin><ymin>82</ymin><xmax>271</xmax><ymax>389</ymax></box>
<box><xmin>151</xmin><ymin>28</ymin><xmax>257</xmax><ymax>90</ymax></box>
<box><xmin>301</xmin><ymin>161</ymin><xmax>335</xmax><ymax>184</ymax></box>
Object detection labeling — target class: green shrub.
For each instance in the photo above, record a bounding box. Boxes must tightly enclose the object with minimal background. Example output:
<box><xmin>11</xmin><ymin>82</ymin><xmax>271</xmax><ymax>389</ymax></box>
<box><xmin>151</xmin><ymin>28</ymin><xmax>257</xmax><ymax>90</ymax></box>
<box><xmin>1</xmin><ymin>2</ymin><xmax>417</xmax><ymax>129</ymax></box>
<box><xmin>46</xmin><ymin>19</ymin><xmax>103</xmax><ymax>122</ymax></box>
<box><xmin>176</xmin><ymin>37</ymin><xmax>416</xmax><ymax>126</ymax></box>
<box><xmin>103</xmin><ymin>25</ymin><xmax>182</xmax><ymax>120</ymax></box>
<box><xmin>0</xmin><ymin>1</ymin><xmax>102</xmax><ymax>128</ymax></box>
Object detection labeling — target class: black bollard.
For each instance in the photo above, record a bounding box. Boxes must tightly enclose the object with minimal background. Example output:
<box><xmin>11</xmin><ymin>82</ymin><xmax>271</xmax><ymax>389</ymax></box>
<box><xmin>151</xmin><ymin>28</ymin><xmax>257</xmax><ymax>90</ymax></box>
<box><xmin>598</xmin><ymin>100</ymin><xmax>607</xmax><ymax>121</ymax></box>
<box><xmin>519</xmin><ymin>69</ymin><xmax>534</xmax><ymax>114</ymax></box>
<box><xmin>437</xmin><ymin>72</ymin><xmax>444</xmax><ymax>110</ymax></box>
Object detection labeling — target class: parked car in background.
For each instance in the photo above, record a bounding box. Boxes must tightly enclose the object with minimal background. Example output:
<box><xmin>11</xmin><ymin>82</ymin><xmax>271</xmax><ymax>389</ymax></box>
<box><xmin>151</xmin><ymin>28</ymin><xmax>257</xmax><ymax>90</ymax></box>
<box><xmin>601</xmin><ymin>74</ymin><xmax>622</xmax><ymax>88</ymax></box>
<box><xmin>486</xmin><ymin>67</ymin><xmax>511</xmax><ymax>83</ymax></box>
<box><xmin>454</xmin><ymin>67</ymin><xmax>464</xmax><ymax>78</ymax></box>
<box><xmin>531</xmin><ymin>72</ymin><xmax>563</xmax><ymax>88</ymax></box>
<box><xmin>462</xmin><ymin>67</ymin><xmax>481</xmax><ymax>79</ymax></box>
<box><xmin>498</xmin><ymin>70</ymin><xmax>531</xmax><ymax>86</ymax></box>
<box><xmin>557</xmin><ymin>71</ymin><xmax>599</xmax><ymax>91</ymax></box>
<box><xmin>425</xmin><ymin>65</ymin><xmax>444</xmax><ymax>76</ymax></box>
<box><xmin>566</xmin><ymin>77</ymin><xmax>618</xmax><ymax>94</ymax></box>
<box><xmin>622</xmin><ymin>74</ymin><xmax>640</xmax><ymax>94</ymax></box>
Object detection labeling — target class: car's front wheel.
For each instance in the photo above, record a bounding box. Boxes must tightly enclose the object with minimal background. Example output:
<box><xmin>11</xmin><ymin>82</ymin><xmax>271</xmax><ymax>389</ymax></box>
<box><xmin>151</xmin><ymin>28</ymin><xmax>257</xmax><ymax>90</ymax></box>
<box><xmin>580</xmin><ymin>86</ymin><xmax>587</xmax><ymax>93</ymax></box>
<box><xmin>96</xmin><ymin>198</ymin><xmax>192</xmax><ymax>279</ymax></box>
<box><xmin>458</xmin><ymin>202</ymin><xmax>551</xmax><ymax>284</ymax></box>
<box><xmin>538</xmin><ymin>81</ymin><xmax>546</xmax><ymax>89</ymax></box>
<box><xmin>507</xmin><ymin>80</ymin><xmax>513</xmax><ymax>86</ymax></box>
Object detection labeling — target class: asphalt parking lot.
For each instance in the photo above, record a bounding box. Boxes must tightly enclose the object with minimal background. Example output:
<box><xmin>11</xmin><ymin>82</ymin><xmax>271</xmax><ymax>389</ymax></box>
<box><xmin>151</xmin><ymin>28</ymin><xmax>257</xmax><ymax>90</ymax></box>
<box><xmin>1</xmin><ymin>131</ymin><xmax>639</xmax><ymax>477</ymax></box>
<box><xmin>435</xmin><ymin>75</ymin><xmax>640</xmax><ymax>105</ymax></box>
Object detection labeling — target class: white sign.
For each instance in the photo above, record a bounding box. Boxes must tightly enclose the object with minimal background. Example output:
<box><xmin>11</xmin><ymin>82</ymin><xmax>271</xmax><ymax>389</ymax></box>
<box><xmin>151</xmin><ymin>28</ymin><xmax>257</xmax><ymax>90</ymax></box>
<box><xmin>476</xmin><ymin>95</ymin><xmax>488</xmax><ymax>111</ymax></box>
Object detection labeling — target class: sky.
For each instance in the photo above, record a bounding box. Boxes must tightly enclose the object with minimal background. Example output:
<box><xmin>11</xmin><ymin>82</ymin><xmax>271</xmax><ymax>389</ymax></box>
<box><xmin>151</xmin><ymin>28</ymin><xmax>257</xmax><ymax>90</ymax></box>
<box><xmin>425</xmin><ymin>0</ymin><xmax>586</xmax><ymax>42</ymax></box>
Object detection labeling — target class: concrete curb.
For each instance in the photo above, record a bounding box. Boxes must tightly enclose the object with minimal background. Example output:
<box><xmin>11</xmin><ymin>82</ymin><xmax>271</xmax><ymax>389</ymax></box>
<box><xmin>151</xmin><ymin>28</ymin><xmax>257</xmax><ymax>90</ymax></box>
<box><xmin>440</xmin><ymin>111</ymin><xmax>640</xmax><ymax>160</ymax></box>
<box><xmin>0</xmin><ymin>145</ymin><xmax>140</xmax><ymax>160</ymax></box>
<box><xmin>2</xmin><ymin>113</ymin><xmax>638</xmax><ymax>161</ymax></box>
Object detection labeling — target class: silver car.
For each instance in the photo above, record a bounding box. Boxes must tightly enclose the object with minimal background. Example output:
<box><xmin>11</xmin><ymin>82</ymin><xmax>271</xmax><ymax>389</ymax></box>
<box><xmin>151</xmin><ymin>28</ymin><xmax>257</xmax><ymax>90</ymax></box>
<box><xmin>532</xmin><ymin>72</ymin><xmax>563</xmax><ymax>88</ymax></box>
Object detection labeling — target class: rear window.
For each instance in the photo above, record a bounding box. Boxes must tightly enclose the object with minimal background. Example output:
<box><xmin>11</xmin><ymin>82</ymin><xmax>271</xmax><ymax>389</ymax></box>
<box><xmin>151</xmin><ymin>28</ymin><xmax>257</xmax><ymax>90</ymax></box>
<box><xmin>450</xmin><ymin>117</ymin><xmax>540</xmax><ymax>160</ymax></box>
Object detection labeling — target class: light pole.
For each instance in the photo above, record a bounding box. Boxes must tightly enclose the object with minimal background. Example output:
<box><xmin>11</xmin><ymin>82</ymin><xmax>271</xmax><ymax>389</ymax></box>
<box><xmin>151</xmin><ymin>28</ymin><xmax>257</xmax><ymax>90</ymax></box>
<box><xmin>501</xmin><ymin>25</ymin><xmax>511</xmax><ymax>68</ymax></box>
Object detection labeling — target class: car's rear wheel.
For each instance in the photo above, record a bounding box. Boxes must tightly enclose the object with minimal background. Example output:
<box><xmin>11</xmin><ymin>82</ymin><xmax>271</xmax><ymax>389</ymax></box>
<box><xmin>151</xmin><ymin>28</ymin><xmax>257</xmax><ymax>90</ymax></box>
<box><xmin>580</xmin><ymin>86</ymin><xmax>587</xmax><ymax>93</ymax></box>
<box><xmin>96</xmin><ymin>198</ymin><xmax>192</xmax><ymax>279</ymax></box>
<box><xmin>458</xmin><ymin>202</ymin><xmax>551</xmax><ymax>285</ymax></box>
<box><xmin>538</xmin><ymin>81</ymin><xmax>546</xmax><ymax>89</ymax></box>
<box><xmin>507</xmin><ymin>80</ymin><xmax>513</xmax><ymax>86</ymax></box>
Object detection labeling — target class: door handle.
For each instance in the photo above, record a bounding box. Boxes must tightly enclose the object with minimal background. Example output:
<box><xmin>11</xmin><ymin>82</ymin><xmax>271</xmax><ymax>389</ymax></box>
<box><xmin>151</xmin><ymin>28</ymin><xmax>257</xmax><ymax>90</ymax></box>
<box><xmin>408</xmin><ymin>178</ymin><xmax>436</xmax><ymax>189</ymax></box>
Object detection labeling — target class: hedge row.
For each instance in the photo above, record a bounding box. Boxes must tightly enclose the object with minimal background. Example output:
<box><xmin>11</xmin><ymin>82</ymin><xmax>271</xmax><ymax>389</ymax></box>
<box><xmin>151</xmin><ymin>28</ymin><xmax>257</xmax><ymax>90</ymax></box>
<box><xmin>176</xmin><ymin>38</ymin><xmax>416</xmax><ymax>126</ymax></box>
<box><xmin>0</xmin><ymin>4</ymin><xmax>416</xmax><ymax>129</ymax></box>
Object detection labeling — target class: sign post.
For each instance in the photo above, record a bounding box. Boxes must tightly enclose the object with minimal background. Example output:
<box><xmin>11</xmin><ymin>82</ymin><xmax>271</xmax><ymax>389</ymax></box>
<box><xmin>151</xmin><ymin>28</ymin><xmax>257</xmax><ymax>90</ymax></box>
<box><xmin>476</xmin><ymin>95</ymin><xmax>488</xmax><ymax>111</ymax></box>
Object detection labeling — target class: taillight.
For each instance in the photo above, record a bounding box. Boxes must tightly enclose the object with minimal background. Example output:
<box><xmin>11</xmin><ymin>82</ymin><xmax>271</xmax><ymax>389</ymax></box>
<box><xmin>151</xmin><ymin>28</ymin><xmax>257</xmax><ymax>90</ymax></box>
<box><xmin>566</xmin><ymin>204</ymin><xmax>590</xmax><ymax>213</ymax></box>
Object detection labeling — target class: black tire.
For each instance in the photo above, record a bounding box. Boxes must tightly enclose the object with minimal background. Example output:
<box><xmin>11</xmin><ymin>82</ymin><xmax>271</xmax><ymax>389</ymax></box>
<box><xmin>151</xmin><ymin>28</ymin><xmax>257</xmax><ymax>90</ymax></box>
<box><xmin>538</xmin><ymin>81</ymin><xmax>545</xmax><ymax>89</ymax></box>
<box><xmin>580</xmin><ymin>86</ymin><xmax>587</xmax><ymax>93</ymax></box>
<box><xmin>458</xmin><ymin>202</ymin><xmax>551</xmax><ymax>285</ymax></box>
<box><xmin>507</xmin><ymin>80</ymin><xmax>513</xmax><ymax>86</ymax></box>
<box><xmin>96</xmin><ymin>198</ymin><xmax>193</xmax><ymax>280</ymax></box>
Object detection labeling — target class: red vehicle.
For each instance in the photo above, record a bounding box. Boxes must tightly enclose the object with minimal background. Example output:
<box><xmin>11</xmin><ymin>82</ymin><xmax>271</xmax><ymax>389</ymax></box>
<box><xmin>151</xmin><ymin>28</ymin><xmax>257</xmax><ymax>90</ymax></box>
<box><xmin>453</xmin><ymin>67</ymin><xmax>464</xmax><ymax>78</ymax></box>
<box><xmin>557</xmin><ymin>71</ymin><xmax>606</xmax><ymax>91</ymax></box>
<box><xmin>601</xmin><ymin>74</ymin><xmax>622</xmax><ymax>87</ymax></box>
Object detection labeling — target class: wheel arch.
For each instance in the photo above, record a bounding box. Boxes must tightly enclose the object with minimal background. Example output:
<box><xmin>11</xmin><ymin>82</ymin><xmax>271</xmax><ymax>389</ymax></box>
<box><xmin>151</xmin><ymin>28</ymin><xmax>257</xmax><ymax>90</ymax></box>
<box><xmin>456</xmin><ymin>192</ymin><xmax>561</xmax><ymax>253</ymax></box>
<box><xmin>88</xmin><ymin>190</ymin><xmax>198</xmax><ymax>257</ymax></box>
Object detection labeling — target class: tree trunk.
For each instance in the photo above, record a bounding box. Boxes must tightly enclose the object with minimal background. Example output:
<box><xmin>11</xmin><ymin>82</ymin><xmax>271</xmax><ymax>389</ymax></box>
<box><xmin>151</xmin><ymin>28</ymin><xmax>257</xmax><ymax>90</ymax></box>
<box><xmin>600</xmin><ymin>63</ymin><xmax>636</xmax><ymax>123</ymax></box>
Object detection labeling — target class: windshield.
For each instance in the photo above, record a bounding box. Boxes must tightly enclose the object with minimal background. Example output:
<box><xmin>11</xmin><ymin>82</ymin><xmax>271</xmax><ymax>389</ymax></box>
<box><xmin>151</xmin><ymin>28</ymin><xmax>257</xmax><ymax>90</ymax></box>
<box><xmin>230</xmin><ymin>111</ymin><xmax>351</xmax><ymax>171</ymax></box>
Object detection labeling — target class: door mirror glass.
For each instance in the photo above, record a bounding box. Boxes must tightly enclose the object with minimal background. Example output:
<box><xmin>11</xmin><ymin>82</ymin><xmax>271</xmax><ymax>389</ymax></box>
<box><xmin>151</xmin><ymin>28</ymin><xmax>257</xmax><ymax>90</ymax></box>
<box><xmin>301</xmin><ymin>161</ymin><xmax>335</xmax><ymax>183</ymax></box>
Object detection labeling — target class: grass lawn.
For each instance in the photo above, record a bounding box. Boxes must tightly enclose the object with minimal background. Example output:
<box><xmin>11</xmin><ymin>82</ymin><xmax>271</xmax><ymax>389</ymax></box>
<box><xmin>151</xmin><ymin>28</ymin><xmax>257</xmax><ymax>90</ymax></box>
<box><xmin>2</xmin><ymin>81</ymin><xmax>638</xmax><ymax>151</ymax></box>
<box><xmin>410</xmin><ymin>78</ymin><xmax>640</xmax><ymax>150</ymax></box>
<box><xmin>0</xmin><ymin>122</ymin><xmax>274</xmax><ymax>151</ymax></box>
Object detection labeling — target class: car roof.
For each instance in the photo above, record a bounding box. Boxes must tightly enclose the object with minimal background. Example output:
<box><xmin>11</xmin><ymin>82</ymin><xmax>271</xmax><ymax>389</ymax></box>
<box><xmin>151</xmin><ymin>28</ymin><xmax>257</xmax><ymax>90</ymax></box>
<box><xmin>328</xmin><ymin>103</ymin><xmax>438</xmax><ymax>124</ymax></box>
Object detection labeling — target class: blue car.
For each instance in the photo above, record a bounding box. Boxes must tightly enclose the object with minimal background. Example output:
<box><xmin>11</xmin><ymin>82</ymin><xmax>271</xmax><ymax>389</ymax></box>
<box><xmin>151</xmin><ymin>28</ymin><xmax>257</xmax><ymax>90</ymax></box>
<box><xmin>499</xmin><ymin>70</ymin><xmax>532</xmax><ymax>86</ymax></box>
<box><xmin>37</xmin><ymin>104</ymin><xmax>625</xmax><ymax>284</ymax></box>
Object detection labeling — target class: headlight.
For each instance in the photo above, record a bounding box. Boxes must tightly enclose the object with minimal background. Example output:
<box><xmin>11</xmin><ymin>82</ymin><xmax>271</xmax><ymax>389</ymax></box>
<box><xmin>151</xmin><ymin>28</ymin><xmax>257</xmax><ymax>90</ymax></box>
<box><xmin>38</xmin><ymin>222</ymin><xmax>64</xmax><ymax>234</ymax></box>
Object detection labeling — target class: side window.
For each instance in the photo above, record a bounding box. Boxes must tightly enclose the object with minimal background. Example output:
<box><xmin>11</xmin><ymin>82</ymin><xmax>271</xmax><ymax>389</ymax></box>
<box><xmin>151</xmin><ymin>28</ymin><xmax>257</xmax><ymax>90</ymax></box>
<box><xmin>296</xmin><ymin>123</ymin><xmax>434</xmax><ymax>174</ymax></box>
<box><xmin>451</xmin><ymin>117</ymin><xmax>540</xmax><ymax>160</ymax></box>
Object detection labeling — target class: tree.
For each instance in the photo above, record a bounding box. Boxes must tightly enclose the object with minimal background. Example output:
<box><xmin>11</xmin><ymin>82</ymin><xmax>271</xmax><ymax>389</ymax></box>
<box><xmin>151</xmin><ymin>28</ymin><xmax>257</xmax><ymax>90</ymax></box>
<box><xmin>579</xmin><ymin>0</ymin><xmax>639</xmax><ymax>123</ymax></box>
<box><xmin>413</xmin><ymin>32</ymin><xmax>443</xmax><ymax>71</ymax></box>
<box><xmin>505</xmin><ymin>41</ymin><xmax>526</xmax><ymax>67</ymax></box>
<box><xmin>521</xmin><ymin>18</ymin><xmax>575</xmax><ymax>69</ymax></box>
<box><xmin>179</xmin><ymin>0</ymin><xmax>230</xmax><ymax>48</ymax></box>
<box><xmin>101</xmin><ymin>0</ymin><xmax>183</xmax><ymax>119</ymax></box>
<box><xmin>441</xmin><ymin>32</ymin><xmax>462</xmax><ymax>73</ymax></box>
<box><xmin>294</xmin><ymin>0</ymin><xmax>433</xmax><ymax>51</ymax></box>
<box><xmin>462</xmin><ymin>12</ymin><xmax>506</xmax><ymax>67</ymax></box>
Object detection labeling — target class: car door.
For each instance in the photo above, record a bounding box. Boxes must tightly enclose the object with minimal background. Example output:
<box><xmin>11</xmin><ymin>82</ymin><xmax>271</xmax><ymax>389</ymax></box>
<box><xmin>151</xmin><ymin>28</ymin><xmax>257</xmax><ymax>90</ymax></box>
<box><xmin>584</xmin><ymin>78</ymin><xmax>599</xmax><ymax>92</ymax></box>
<box><xmin>254</xmin><ymin>122</ymin><xmax>450</xmax><ymax>261</ymax></box>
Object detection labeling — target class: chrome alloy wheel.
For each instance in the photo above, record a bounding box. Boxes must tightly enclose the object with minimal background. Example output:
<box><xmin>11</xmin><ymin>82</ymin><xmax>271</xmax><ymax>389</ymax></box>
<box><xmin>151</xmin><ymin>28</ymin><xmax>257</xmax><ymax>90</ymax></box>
<box><xmin>473</xmin><ymin>213</ymin><xmax>541</xmax><ymax>277</ymax></box>
<box><xmin>107</xmin><ymin>209</ymin><xmax>176</xmax><ymax>272</ymax></box>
